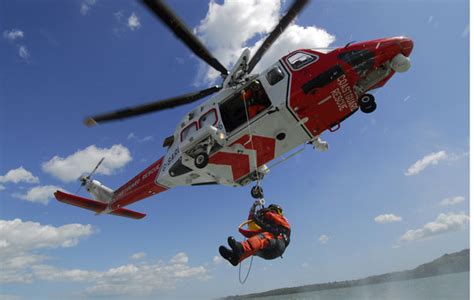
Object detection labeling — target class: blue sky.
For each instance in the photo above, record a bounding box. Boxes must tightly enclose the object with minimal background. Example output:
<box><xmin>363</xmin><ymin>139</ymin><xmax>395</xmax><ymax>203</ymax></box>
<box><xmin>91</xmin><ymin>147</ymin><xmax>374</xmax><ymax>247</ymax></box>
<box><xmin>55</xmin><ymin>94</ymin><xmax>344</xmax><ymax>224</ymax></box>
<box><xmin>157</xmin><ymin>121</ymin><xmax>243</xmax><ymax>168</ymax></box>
<box><xmin>0</xmin><ymin>0</ymin><xmax>469</xmax><ymax>299</ymax></box>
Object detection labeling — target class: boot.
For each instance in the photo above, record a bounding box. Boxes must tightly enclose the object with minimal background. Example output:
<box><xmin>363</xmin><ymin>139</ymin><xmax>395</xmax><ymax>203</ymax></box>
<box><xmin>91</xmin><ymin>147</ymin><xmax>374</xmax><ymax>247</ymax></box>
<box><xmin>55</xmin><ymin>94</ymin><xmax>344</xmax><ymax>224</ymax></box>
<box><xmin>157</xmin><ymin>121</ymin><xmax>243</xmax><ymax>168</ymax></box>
<box><xmin>219</xmin><ymin>246</ymin><xmax>239</xmax><ymax>266</ymax></box>
<box><xmin>227</xmin><ymin>236</ymin><xmax>244</xmax><ymax>257</ymax></box>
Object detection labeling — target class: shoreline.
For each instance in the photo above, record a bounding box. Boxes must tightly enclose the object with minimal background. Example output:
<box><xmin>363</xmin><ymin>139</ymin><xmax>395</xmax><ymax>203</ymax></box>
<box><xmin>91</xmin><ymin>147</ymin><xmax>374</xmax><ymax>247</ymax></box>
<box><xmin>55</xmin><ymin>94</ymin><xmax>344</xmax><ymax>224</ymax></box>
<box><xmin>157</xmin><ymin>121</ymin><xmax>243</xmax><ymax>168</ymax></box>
<box><xmin>223</xmin><ymin>248</ymin><xmax>469</xmax><ymax>299</ymax></box>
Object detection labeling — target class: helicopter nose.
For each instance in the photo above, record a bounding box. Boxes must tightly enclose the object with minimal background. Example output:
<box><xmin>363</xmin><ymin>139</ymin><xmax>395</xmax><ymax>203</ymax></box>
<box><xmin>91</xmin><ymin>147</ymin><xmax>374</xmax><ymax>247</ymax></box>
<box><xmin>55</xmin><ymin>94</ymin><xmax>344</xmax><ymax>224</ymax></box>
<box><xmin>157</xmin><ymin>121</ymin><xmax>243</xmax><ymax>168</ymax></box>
<box><xmin>398</xmin><ymin>37</ymin><xmax>414</xmax><ymax>56</ymax></box>
<box><xmin>389</xmin><ymin>37</ymin><xmax>413</xmax><ymax>73</ymax></box>
<box><xmin>397</xmin><ymin>36</ymin><xmax>413</xmax><ymax>56</ymax></box>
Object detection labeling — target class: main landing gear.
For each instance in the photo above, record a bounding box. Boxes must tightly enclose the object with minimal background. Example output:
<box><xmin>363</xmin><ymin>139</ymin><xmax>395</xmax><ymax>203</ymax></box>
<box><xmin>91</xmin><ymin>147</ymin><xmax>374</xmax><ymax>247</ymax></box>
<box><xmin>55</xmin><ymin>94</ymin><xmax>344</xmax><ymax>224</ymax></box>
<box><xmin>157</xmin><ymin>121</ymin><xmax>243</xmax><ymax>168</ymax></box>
<box><xmin>194</xmin><ymin>152</ymin><xmax>209</xmax><ymax>169</ymax></box>
<box><xmin>193</xmin><ymin>136</ymin><xmax>217</xmax><ymax>169</ymax></box>
<box><xmin>358</xmin><ymin>93</ymin><xmax>377</xmax><ymax>114</ymax></box>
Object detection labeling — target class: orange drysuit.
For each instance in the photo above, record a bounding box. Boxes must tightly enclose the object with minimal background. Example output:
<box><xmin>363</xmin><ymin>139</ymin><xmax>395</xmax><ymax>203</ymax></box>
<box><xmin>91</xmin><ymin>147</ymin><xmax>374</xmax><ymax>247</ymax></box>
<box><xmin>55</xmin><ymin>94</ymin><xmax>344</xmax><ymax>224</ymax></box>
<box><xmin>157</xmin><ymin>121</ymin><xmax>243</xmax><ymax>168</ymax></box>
<box><xmin>238</xmin><ymin>206</ymin><xmax>291</xmax><ymax>262</ymax></box>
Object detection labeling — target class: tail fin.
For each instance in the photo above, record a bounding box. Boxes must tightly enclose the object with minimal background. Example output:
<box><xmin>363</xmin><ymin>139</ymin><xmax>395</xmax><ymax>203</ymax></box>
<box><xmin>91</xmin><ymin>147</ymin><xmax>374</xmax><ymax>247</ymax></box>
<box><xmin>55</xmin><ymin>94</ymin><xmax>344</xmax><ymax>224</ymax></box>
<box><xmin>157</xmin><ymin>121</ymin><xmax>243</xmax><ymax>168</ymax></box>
<box><xmin>55</xmin><ymin>191</ymin><xmax>145</xmax><ymax>220</ymax></box>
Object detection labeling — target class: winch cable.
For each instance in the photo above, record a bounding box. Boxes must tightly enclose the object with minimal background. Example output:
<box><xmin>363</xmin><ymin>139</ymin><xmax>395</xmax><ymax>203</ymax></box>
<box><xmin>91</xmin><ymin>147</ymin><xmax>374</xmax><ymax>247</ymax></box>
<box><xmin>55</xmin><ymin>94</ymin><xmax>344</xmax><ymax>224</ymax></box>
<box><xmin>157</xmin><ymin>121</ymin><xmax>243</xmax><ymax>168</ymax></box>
<box><xmin>241</xmin><ymin>88</ymin><xmax>262</xmax><ymax>186</ymax></box>
<box><xmin>239</xmin><ymin>255</ymin><xmax>254</xmax><ymax>284</ymax></box>
<box><xmin>238</xmin><ymin>87</ymin><xmax>308</xmax><ymax>284</ymax></box>
<box><xmin>240</xmin><ymin>87</ymin><xmax>310</xmax><ymax>184</ymax></box>
<box><xmin>236</xmin><ymin>88</ymin><xmax>261</xmax><ymax>284</ymax></box>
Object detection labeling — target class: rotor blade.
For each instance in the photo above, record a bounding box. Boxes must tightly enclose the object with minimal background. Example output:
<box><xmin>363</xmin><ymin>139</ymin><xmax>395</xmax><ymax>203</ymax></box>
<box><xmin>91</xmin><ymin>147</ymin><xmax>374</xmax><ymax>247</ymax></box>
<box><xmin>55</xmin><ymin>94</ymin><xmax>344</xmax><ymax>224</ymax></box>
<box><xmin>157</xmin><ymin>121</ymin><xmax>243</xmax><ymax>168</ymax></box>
<box><xmin>247</xmin><ymin>0</ymin><xmax>309</xmax><ymax>74</ymax></box>
<box><xmin>142</xmin><ymin>0</ymin><xmax>228</xmax><ymax>76</ymax></box>
<box><xmin>88</xmin><ymin>157</ymin><xmax>105</xmax><ymax>178</ymax></box>
<box><xmin>84</xmin><ymin>85</ymin><xmax>221</xmax><ymax>126</ymax></box>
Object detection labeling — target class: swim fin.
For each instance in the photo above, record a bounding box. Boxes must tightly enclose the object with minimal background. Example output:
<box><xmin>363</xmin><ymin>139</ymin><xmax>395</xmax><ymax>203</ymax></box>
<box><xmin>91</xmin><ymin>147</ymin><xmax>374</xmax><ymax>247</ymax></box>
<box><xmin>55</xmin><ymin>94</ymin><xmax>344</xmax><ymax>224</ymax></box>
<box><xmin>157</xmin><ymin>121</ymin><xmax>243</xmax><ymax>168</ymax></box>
<box><xmin>219</xmin><ymin>246</ymin><xmax>239</xmax><ymax>266</ymax></box>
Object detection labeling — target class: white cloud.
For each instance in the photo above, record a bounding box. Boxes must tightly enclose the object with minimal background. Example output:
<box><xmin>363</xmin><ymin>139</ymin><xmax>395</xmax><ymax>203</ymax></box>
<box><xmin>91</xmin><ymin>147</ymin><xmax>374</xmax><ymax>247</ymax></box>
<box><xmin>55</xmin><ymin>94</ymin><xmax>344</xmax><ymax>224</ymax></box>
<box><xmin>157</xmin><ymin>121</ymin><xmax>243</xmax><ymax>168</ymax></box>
<box><xmin>318</xmin><ymin>234</ymin><xmax>329</xmax><ymax>244</ymax></box>
<box><xmin>400</xmin><ymin>212</ymin><xmax>469</xmax><ymax>242</ymax></box>
<box><xmin>170</xmin><ymin>252</ymin><xmax>188</xmax><ymax>265</ymax></box>
<box><xmin>404</xmin><ymin>151</ymin><xmax>448</xmax><ymax>176</ymax></box>
<box><xmin>439</xmin><ymin>196</ymin><xmax>465</xmax><ymax>206</ymax></box>
<box><xmin>12</xmin><ymin>185</ymin><xmax>65</xmax><ymax>205</ymax></box>
<box><xmin>32</xmin><ymin>264</ymin><xmax>97</xmax><ymax>282</ymax></box>
<box><xmin>18</xmin><ymin>45</ymin><xmax>30</xmax><ymax>60</ymax></box>
<box><xmin>3</xmin><ymin>29</ymin><xmax>30</xmax><ymax>60</ymax></box>
<box><xmin>80</xmin><ymin>0</ymin><xmax>97</xmax><ymax>15</ymax></box>
<box><xmin>128</xmin><ymin>13</ymin><xmax>141</xmax><ymax>31</ymax></box>
<box><xmin>113</xmin><ymin>11</ymin><xmax>141</xmax><ymax>34</ymax></box>
<box><xmin>31</xmin><ymin>253</ymin><xmax>208</xmax><ymax>297</ymax></box>
<box><xmin>212</xmin><ymin>255</ymin><xmax>223</xmax><ymax>265</ymax></box>
<box><xmin>127</xmin><ymin>132</ymin><xmax>153</xmax><ymax>142</ymax></box>
<box><xmin>42</xmin><ymin>144</ymin><xmax>132</xmax><ymax>182</ymax></box>
<box><xmin>374</xmin><ymin>214</ymin><xmax>402</xmax><ymax>224</ymax></box>
<box><xmin>0</xmin><ymin>218</ymin><xmax>93</xmax><ymax>283</ymax></box>
<box><xmin>0</xmin><ymin>220</ymin><xmax>208</xmax><ymax>294</ymax></box>
<box><xmin>131</xmin><ymin>252</ymin><xmax>146</xmax><ymax>260</ymax></box>
<box><xmin>0</xmin><ymin>185</ymin><xmax>4</xmax><ymax>191</ymax></box>
<box><xmin>195</xmin><ymin>0</ymin><xmax>335</xmax><ymax>83</ymax></box>
<box><xmin>3</xmin><ymin>29</ymin><xmax>24</xmax><ymax>41</ymax></box>
<box><xmin>248</xmin><ymin>24</ymin><xmax>336</xmax><ymax>73</ymax></box>
<box><xmin>0</xmin><ymin>219</ymin><xmax>93</xmax><ymax>256</ymax></box>
<box><xmin>0</xmin><ymin>167</ymin><xmax>39</xmax><ymax>184</ymax></box>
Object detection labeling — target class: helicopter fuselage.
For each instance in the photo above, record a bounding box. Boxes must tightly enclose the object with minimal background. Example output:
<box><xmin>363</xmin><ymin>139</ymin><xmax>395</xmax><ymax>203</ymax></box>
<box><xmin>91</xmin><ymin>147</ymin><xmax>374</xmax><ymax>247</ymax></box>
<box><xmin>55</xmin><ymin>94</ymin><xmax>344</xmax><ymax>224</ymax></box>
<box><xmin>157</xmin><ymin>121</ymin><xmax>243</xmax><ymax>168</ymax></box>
<box><xmin>109</xmin><ymin>36</ymin><xmax>414</xmax><ymax>210</ymax></box>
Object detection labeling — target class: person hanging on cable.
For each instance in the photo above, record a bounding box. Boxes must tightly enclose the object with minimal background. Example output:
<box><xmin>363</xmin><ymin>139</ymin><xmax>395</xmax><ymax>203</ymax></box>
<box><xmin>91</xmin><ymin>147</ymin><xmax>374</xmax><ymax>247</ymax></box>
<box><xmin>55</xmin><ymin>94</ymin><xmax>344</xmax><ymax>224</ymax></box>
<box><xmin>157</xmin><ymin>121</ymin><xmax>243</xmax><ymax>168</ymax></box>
<box><xmin>219</xmin><ymin>199</ymin><xmax>291</xmax><ymax>266</ymax></box>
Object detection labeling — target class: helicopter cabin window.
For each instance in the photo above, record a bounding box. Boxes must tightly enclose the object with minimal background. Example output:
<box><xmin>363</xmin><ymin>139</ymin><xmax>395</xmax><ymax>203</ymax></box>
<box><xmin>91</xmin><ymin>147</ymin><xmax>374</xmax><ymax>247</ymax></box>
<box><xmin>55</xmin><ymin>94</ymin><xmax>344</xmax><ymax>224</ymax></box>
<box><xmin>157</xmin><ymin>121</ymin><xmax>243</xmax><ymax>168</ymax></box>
<box><xmin>287</xmin><ymin>52</ymin><xmax>318</xmax><ymax>70</ymax></box>
<box><xmin>181</xmin><ymin>122</ymin><xmax>198</xmax><ymax>142</ymax></box>
<box><xmin>219</xmin><ymin>80</ymin><xmax>272</xmax><ymax>133</ymax></box>
<box><xmin>266</xmin><ymin>66</ymin><xmax>284</xmax><ymax>86</ymax></box>
<box><xmin>199</xmin><ymin>109</ymin><xmax>218</xmax><ymax>128</ymax></box>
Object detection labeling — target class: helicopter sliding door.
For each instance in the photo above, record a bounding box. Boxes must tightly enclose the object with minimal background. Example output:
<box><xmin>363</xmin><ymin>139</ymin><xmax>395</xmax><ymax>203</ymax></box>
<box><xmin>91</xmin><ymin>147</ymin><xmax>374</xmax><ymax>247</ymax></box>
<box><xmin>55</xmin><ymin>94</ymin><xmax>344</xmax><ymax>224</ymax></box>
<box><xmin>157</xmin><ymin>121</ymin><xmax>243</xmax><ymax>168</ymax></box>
<box><xmin>218</xmin><ymin>80</ymin><xmax>271</xmax><ymax>134</ymax></box>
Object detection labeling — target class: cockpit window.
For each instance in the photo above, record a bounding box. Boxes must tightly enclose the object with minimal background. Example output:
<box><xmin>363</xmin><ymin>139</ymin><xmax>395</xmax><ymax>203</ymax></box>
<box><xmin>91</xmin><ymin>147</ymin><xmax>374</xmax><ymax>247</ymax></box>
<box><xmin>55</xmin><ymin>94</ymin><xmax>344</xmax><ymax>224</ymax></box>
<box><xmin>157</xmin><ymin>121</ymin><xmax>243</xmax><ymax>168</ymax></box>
<box><xmin>287</xmin><ymin>52</ymin><xmax>318</xmax><ymax>70</ymax></box>
<box><xmin>180</xmin><ymin>122</ymin><xmax>197</xmax><ymax>142</ymax></box>
<box><xmin>199</xmin><ymin>109</ymin><xmax>217</xmax><ymax>128</ymax></box>
<box><xmin>266</xmin><ymin>66</ymin><xmax>285</xmax><ymax>86</ymax></box>
<box><xmin>338</xmin><ymin>49</ymin><xmax>374</xmax><ymax>75</ymax></box>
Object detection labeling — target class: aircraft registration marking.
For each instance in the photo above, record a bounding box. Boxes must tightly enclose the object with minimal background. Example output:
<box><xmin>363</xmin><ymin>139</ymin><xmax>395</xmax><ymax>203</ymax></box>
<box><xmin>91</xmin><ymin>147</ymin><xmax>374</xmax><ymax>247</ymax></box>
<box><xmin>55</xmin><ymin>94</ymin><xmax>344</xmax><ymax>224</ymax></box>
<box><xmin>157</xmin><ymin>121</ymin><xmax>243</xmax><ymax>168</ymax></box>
<box><xmin>161</xmin><ymin>147</ymin><xmax>180</xmax><ymax>173</ymax></box>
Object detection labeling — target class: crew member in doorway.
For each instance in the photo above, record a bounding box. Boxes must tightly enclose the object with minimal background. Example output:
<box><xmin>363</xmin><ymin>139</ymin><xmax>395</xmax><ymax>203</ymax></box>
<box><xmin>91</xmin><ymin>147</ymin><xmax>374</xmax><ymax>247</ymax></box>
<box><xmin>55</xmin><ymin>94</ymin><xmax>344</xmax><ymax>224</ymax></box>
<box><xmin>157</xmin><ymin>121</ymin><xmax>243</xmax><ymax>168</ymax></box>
<box><xmin>219</xmin><ymin>201</ymin><xmax>291</xmax><ymax>266</ymax></box>
<box><xmin>241</xmin><ymin>81</ymin><xmax>267</xmax><ymax>119</ymax></box>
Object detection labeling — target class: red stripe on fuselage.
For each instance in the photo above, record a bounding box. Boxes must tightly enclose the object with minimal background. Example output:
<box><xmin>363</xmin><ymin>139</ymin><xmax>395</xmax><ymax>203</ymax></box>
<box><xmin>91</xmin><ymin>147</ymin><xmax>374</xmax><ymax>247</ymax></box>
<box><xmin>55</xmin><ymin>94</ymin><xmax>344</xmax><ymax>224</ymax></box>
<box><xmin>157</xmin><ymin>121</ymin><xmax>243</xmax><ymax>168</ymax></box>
<box><xmin>208</xmin><ymin>135</ymin><xmax>275</xmax><ymax>182</ymax></box>
<box><xmin>231</xmin><ymin>135</ymin><xmax>276</xmax><ymax>167</ymax></box>
<box><xmin>208</xmin><ymin>152</ymin><xmax>250</xmax><ymax>181</ymax></box>
<box><xmin>112</xmin><ymin>157</ymin><xmax>167</xmax><ymax>209</ymax></box>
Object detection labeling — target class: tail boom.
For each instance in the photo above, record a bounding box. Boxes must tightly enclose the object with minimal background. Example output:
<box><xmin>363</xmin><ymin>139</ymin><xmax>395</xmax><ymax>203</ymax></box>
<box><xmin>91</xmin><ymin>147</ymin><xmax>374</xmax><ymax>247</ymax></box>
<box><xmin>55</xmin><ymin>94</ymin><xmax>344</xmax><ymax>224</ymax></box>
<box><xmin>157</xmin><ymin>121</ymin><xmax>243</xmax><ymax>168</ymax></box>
<box><xmin>55</xmin><ymin>157</ymin><xmax>168</xmax><ymax>220</ymax></box>
<box><xmin>111</xmin><ymin>157</ymin><xmax>168</xmax><ymax>209</ymax></box>
<box><xmin>54</xmin><ymin>191</ymin><xmax>146</xmax><ymax>219</ymax></box>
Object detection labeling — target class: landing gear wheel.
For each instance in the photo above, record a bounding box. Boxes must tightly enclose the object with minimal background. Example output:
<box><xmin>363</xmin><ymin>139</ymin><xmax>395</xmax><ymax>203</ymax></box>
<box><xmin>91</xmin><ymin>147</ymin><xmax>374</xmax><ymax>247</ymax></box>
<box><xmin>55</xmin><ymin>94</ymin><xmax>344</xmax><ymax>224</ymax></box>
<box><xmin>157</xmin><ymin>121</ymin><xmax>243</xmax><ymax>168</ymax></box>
<box><xmin>251</xmin><ymin>186</ymin><xmax>264</xmax><ymax>199</ymax></box>
<box><xmin>358</xmin><ymin>94</ymin><xmax>377</xmax><ymax>114</ymax></box>
<box><xmin>194</xmin><ymin>153</ymin><xmax>209</xmax><ymax>169</ymax></box>
<box><xmin>360</xmin><ymin>101</ymin><xmax>377</xmax><ymax>113</ymax></box>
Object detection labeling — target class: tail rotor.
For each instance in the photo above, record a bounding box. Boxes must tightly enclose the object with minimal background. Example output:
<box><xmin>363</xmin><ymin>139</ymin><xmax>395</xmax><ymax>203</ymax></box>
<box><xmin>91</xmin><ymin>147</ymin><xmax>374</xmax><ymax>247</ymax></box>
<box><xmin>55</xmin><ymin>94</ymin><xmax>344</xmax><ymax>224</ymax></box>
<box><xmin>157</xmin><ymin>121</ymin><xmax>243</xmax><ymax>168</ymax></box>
<box><xmin>75</xmin><ymin>157</ymin><xmax>105</xmax><ymax>194</ymax></box>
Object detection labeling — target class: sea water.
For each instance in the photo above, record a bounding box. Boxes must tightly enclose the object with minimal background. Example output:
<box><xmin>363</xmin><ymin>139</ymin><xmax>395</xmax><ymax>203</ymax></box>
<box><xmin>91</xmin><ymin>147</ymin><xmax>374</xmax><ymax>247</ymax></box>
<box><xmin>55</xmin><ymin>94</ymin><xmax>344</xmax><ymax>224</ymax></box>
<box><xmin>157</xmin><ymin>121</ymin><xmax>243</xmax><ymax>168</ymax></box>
<box><xmin>249</xmin><ymin>272</ymin><xmax>469</xmax><ymax>300</ymax></box>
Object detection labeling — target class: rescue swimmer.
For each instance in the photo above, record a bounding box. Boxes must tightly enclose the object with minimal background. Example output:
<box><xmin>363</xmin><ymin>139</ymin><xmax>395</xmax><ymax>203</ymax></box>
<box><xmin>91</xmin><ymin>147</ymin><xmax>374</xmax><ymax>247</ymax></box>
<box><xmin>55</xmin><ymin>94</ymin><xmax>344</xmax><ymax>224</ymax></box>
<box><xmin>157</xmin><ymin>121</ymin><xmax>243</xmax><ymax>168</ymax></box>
<box><xmin>219</xmin><ymin>200</ymin><xmax>291</xmax><ymax>266</ymax></box>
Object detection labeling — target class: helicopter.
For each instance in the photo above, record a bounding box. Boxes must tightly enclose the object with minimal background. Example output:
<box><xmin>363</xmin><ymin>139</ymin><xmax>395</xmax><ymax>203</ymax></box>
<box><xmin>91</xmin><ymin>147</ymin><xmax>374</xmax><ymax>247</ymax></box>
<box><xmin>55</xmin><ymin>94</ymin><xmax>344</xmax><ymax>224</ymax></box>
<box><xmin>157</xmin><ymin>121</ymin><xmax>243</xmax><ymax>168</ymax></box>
<box><xmin>55</xmin><ymin>0</ymin><xmax>413</xmax><ymax>219</ymax></box>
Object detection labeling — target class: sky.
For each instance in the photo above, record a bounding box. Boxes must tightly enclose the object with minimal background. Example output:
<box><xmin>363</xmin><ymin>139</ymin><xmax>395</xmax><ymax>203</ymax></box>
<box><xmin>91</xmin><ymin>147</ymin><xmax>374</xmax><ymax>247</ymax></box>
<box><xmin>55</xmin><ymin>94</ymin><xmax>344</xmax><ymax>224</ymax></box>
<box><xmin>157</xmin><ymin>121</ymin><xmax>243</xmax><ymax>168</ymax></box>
<box><xmin>0</xmin><ymin>0</ymin><xmax>470</xmax><ymax>299</ymax></box>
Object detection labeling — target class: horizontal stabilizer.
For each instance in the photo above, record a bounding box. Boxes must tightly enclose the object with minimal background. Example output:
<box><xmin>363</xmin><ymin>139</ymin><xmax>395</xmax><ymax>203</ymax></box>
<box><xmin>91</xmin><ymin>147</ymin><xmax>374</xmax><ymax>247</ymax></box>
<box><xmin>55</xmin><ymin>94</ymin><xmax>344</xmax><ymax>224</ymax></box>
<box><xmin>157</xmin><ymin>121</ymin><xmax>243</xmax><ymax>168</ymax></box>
<box><xmin>54</xmin><ymin>191</ymin><xmax>146</xmax><ymax>220</ymax></box>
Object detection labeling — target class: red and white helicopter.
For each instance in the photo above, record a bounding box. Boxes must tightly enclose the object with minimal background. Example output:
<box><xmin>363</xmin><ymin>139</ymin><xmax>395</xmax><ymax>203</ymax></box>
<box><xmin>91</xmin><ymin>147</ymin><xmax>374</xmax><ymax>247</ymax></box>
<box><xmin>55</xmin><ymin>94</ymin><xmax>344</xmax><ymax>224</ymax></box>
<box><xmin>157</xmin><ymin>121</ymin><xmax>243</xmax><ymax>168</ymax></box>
<box><xmin>55</xmin><ymin>0</ymin><xmax>413</xmax><ymax>219</ymax></box>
